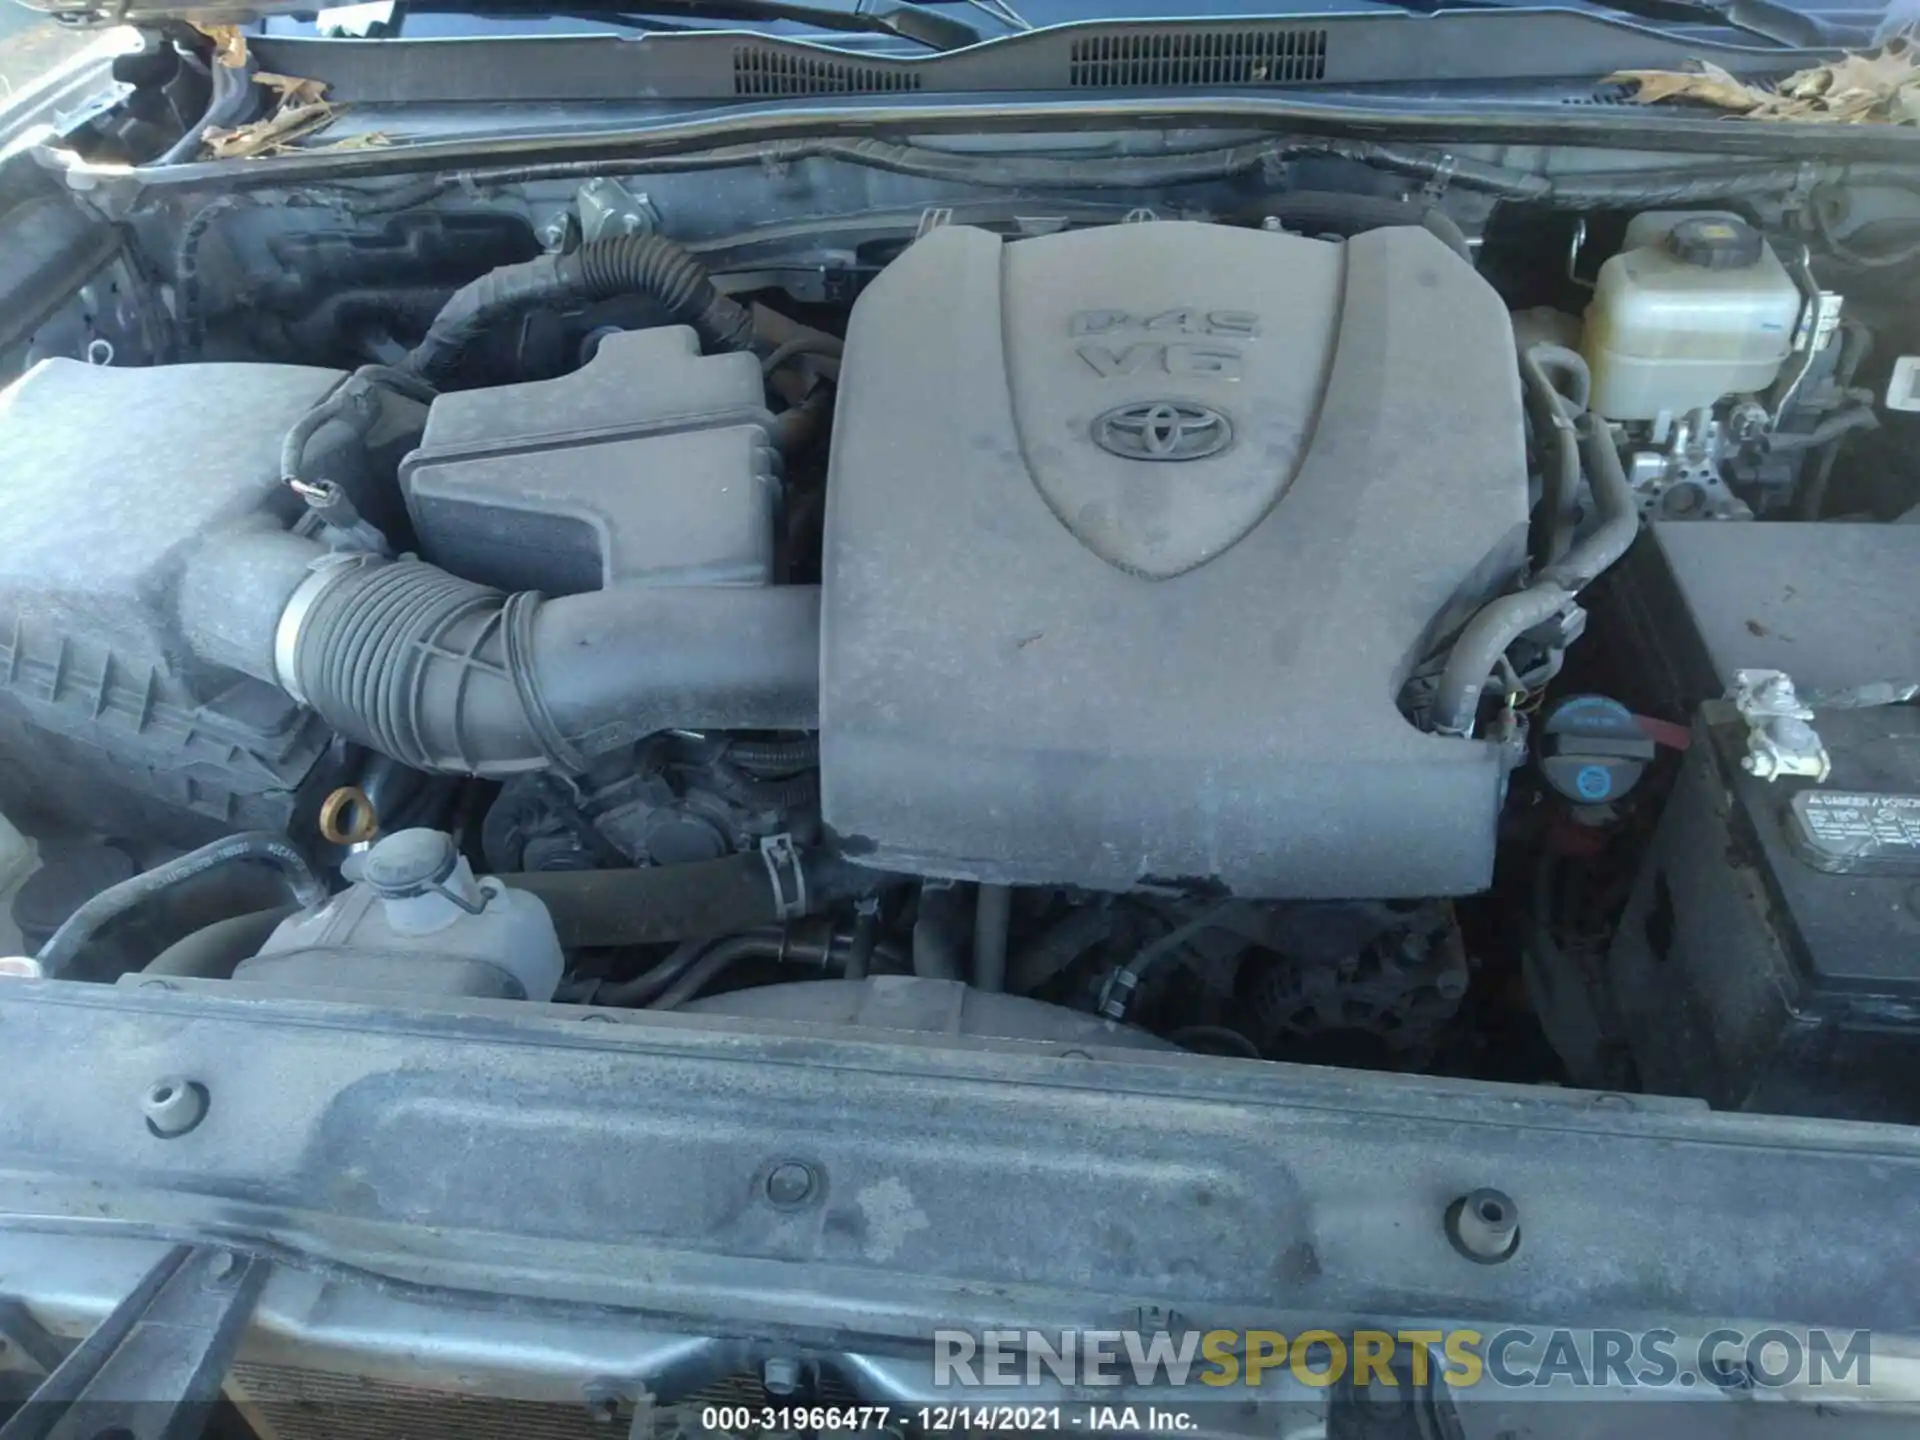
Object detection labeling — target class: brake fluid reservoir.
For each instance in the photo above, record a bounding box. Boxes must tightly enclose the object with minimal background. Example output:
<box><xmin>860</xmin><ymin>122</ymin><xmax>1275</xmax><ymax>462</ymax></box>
<box><xmin>1582</xmin><ymin>212</ymin><xmax>1802</xmax><ymax>421</ymax></box>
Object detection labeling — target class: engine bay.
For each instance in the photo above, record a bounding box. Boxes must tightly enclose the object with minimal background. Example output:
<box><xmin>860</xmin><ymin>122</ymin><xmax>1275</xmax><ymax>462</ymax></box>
<box><xmin>4</xmin><ymin>138</ymin><xmax>1920</xmax><ymax>1121</ymax></box>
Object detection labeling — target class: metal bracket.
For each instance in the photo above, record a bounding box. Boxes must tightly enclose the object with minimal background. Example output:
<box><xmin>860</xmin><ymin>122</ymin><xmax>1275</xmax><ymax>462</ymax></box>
<box><xmin>1565</xmin><ymin>216</ymin><xmax>1595</xmax><ymax>290</ymax></box>
<box><xmin>0</xmin><ymin>1245</ymin><xmax>267</xmax><ymax>1440</ymax></box>
<box><xmin>913</xmin><ymin>206</ymin><xmax>953</xmax><ymax>240</ymax></box>
<box><xmin>577</xmin><ymin>178</ymin><xmax>660</xmax><ymax>244</ymax></box>
<box><xmin>759</xmin><ymin>834</ymin><xmax>807</xmax><ymax>922</ymax></box>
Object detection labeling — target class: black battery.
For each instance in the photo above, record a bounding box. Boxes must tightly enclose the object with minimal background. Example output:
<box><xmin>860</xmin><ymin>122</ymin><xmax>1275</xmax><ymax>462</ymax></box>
<box><xmin>1608</xmin><ymin>700</ymin><xmax>1920</xmax><ymax>1123</ymax></box>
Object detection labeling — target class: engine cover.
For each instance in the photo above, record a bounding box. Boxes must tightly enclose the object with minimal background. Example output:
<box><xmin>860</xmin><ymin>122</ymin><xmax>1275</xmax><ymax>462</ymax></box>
<box><xmin>820</xmin><ymin>221</ymin><xmax>1528</xmax><ymax>898</ymax></box>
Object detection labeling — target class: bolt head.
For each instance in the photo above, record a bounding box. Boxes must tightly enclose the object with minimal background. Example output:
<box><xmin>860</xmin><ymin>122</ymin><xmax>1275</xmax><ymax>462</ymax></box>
<box><xmin>762</xmin><ymin>1356</ymin><xmax>802</xmax><ymax>1396</ymax></box>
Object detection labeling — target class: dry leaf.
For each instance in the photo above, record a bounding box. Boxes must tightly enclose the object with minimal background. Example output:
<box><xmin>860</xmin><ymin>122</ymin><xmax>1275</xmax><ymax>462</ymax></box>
<box><xmin>1607</xmin><ymin>37</ymin><xmax>1920</xmax><ymax>125</ymax></box>
<box><xmin>204</xmin><ymin>101</ymin><xmax>336</xmax><ymax>159</ymax></box>
<box><xmin>193</xmin><ymin>23</ymin><xmax>248</xmax><ymax>68</ymax></box>
<box><xmin>200</xmin><ymin>70</ymin><xmax>341</xmax><ymax>159</ymax></box>
<box><xmin>1604</xmin><ymin>60</ymin><xmax>1764</xmax><ymax>110</ymax></box>
<box><xmin>254</xmin><ymin>72</ymin><xmax>329</xmax><ymax>105</ymax></box>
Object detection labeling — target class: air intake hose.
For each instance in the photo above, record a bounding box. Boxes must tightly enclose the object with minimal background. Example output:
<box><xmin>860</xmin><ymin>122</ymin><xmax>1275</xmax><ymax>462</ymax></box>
<box><xmin>402</xmin><ymin>234</ymin><xmax>756</xmax><ymax>382</ymax></box>
<box><xmin>278</xmin><ymin>557</ymin><xmax>819</xmax><ymax>776</ymax></box>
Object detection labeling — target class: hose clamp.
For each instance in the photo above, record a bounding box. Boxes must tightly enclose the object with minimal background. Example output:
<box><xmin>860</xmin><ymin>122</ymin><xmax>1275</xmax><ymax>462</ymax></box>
<box><xmin>274</xmin><ymin>554</ymin><xmax>375</xmax><ymax>705</ymax></box>
<box><xmin>760</xmin><ymin>833</ymin><xmax>807</xmax><ymax>922</ymax></box>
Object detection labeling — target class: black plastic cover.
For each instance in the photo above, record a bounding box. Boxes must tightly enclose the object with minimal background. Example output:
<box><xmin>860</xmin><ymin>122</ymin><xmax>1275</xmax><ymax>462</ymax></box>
<box><xmin>821</xmin><ymin>222</ymin><xmax>1528</xmax><ymax>897</ymax></box>
<box><xmin>401</xmin><ymin>327</ymin><xmax>778</xmax><ymax>597</ymax></box>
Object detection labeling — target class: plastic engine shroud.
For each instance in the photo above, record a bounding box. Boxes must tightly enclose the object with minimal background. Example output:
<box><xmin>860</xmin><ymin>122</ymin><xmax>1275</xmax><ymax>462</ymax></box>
<box><xmin>819</xmin><ymin>221</ymin><xmax>1529</xmax><ymax>898</ymax></box>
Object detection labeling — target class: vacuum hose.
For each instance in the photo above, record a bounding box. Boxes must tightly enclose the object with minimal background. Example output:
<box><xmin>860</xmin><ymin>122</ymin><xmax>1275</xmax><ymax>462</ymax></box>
<box><xmin>402</xmin><ymin>234</ymin><xmax>756</xmax><ymax>382</ymax></box>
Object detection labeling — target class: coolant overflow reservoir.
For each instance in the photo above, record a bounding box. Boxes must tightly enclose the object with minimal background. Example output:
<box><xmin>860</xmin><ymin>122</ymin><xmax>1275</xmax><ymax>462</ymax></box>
<box><xmin>1582</xmin><ymin>211</ymin><xmax>1802</xmax><ymax>421</ymax></box>
<box><xmin>247</xmin><ymin>829</ymin><xmax>564</xmax><ymax>1000</ymax></box>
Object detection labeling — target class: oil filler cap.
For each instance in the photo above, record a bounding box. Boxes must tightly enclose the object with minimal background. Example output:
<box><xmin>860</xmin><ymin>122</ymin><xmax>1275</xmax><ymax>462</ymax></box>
<box><xmin>1665</xmin><ymin>215</ymin><xmax>1765</xmax><ymax>271</ymax></box>
<box><xmin>1540</xmin><ymin>695</ymin><xmax>1656</xmax><ymax>805</ymax></box>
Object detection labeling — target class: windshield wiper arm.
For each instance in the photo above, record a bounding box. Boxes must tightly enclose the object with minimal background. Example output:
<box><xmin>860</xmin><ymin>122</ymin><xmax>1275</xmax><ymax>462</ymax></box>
<box><xmin>461</xmin><ymin>0</ymin><xmax>984</xmax><ymax>48</ymax></box>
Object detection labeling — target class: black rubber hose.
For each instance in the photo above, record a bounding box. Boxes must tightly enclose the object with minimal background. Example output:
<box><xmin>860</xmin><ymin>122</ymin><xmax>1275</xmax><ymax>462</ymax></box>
<box><xmin>1543</xmin><ymin>417</ymin><xmax>1641</xmax><ymax>592</ymax></box>
<box><xmin>142</xmin><ymin>904</ymin><xmax>297</xmax><ymax>979</ymax></box>
<box><xmin>973</xmin><ymin>883</ymin><xmax>1011</xmax><ymax>994</ymax></box>
<box><xmin>1765</xmin><ymin>404</ymin><xmax>1880</xmax><ymax>454</ymax></box>
<box><xmin>402</xmin><ymin>233</ymin><xmax>755</xmax><ymax>382</ymax></box>
<box><xmin>1431</xmin><ymin>416</ymin><xmax>1640</xmax><ymax>737</ymax></box>
<box><xmin>593</xmin><ymin>937</ymin><xmax>706</xmax><ymax>1007</ymax></box>
<box><xmin>289</xmin><ymin>559</ymin><xmax>819</xmax><ymax>777</ymax></box>
<box><xmin>1429</xmin><ymin>587</ymin><xmax>1577</xmax><ymax>739</ymax></box>
<box><xmin>644</xmin><ymin>926</ymin><xmax>911</xmax><ymax>1010</ymax></box>
<box><xmin>651</xmin><ymin>931</ymin><xmax>797</xmax><ymax>1010</ymax></box>
<box><xmin>1519</xmin><ymin>342</ymin><xmax>1591</xmax><ymax>573</ymax></box>
<box><xmin>38</xmin><ymin>833</ymin><xmax>327</xmax><ymax>980</ymax></box>
<box><xmin>502</xmin><ymin>848</ymin><xmax>903</xmax><ymax>949</ymax></box>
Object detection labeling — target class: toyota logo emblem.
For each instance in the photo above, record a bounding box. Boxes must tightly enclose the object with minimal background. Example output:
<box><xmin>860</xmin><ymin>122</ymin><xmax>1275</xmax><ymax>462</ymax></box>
<box><xmin>1091</xmin><ymin>401</ymin><xmax>1233</xmax><ymax>462</ymax></box>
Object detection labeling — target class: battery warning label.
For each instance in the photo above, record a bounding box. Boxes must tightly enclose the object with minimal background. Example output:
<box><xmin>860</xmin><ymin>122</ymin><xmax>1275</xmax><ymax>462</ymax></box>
<box><xmin>1790</xmin><ymin>791</ymin><xmax>1920</xmax><ymax>874</ymax></box>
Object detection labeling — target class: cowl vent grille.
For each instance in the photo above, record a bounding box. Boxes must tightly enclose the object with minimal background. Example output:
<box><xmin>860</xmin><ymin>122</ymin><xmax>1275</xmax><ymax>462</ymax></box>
<box><xmin>1068</xmin><ymin>28</ymin><xmax>1328</xmax><ymax>87</ymax></box>
<box><xmin>734</xmin><ymin>46</ymin><xmax>922</xmax><ymax>95</ymax></box>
